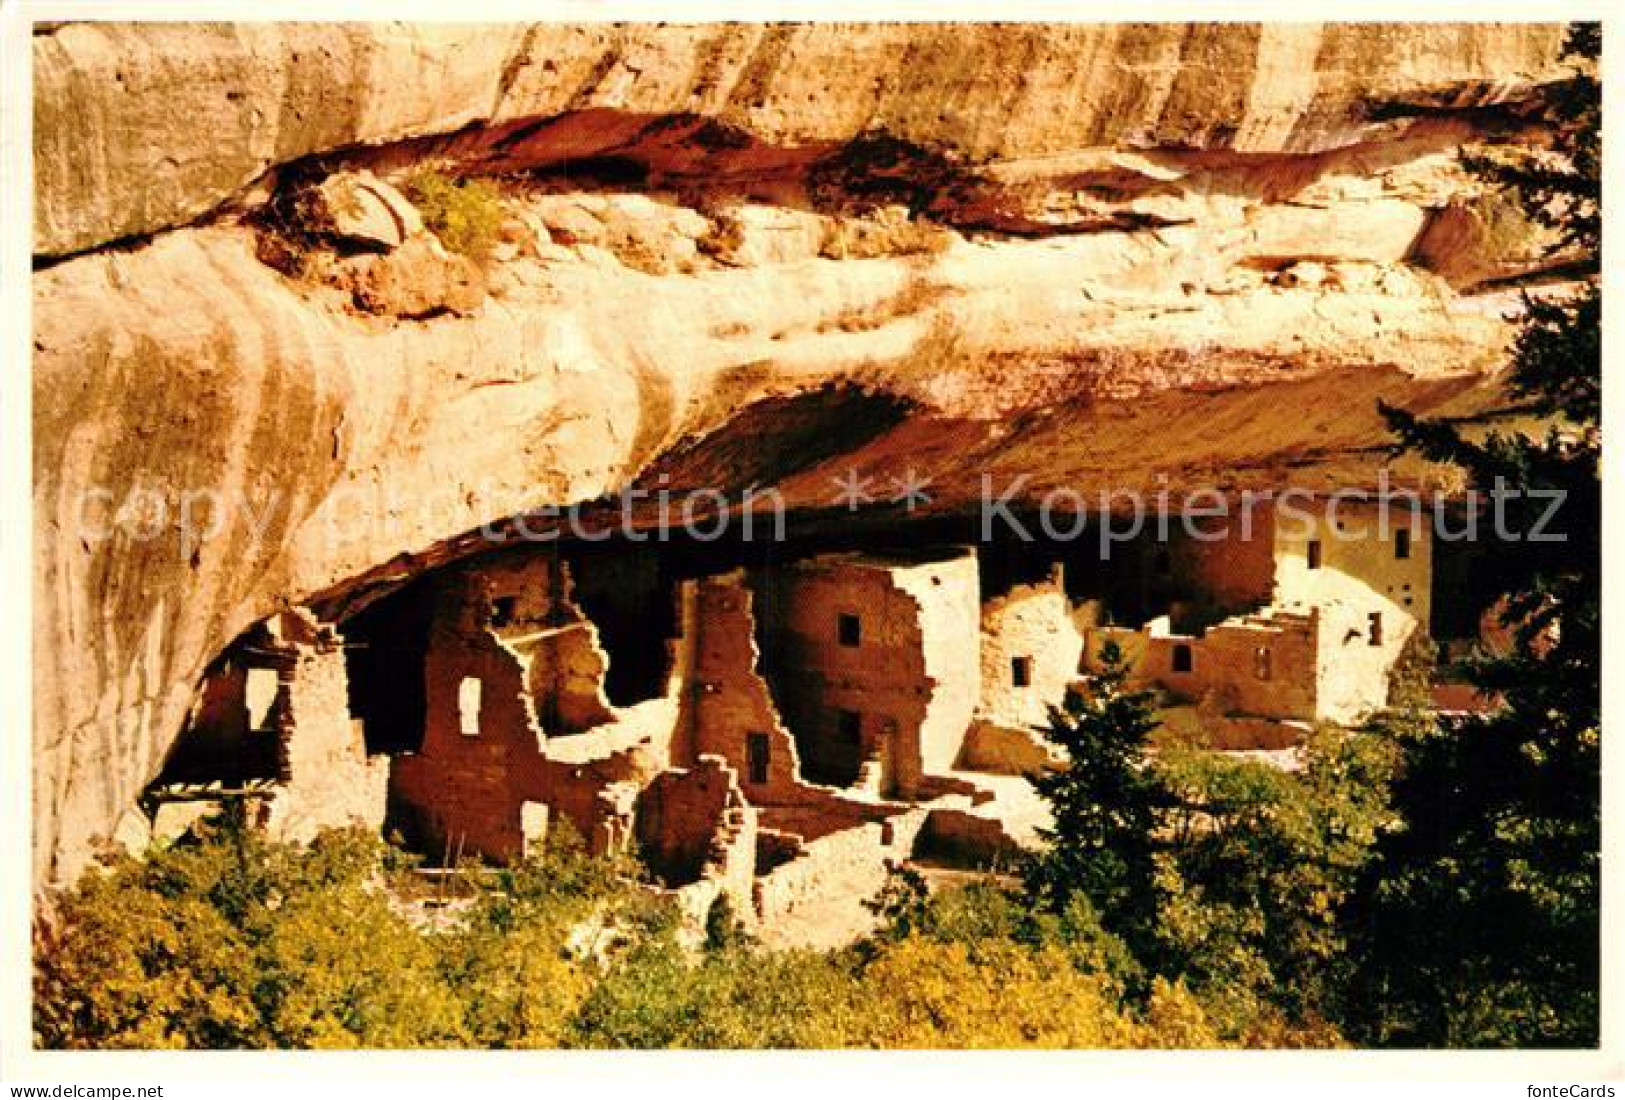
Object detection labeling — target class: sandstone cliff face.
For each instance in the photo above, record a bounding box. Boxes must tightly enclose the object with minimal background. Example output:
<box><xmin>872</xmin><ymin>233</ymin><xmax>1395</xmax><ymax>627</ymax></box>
<box><xmin>34</xmin><ymin>22</ymin><xmax>1566</xmax><ymax>258</ymax></box>
<box><xmin>32</xmin><ymin>22</ymin><xmax>1567</xmax><ymax>882</ymax></box>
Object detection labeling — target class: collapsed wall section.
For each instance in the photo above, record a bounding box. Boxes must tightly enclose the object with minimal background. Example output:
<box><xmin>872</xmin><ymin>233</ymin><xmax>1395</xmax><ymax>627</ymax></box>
<box><xmin>264</xmin><ymin>611</ymin><xmax>390</xmax><ymax>843</ymax></box>
<box><xmin>388</xmin><ymin>572</ymin><xmax>556</xmax><ymax>859</ymax></box>
<box><xmin>147</xmin><ymin>609</ymin><xmax>387</xmax><ymax>844</ymax></box>
<box><xmin>385</xmin><ymin>551</ymin><xmax>678</xmax><ymax>861</ymax></box>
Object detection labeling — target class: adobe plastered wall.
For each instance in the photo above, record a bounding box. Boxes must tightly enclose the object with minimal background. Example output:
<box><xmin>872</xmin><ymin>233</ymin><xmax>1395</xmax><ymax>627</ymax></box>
<box><xmin>1272</xmin><ymin>499</ymin><xmax>1431</xmax><ymax>722</ymax></box>
<box><xmin>891</xmin><ymin>553</ymin><xmax>982</xmax><ymax>778</ymax></box>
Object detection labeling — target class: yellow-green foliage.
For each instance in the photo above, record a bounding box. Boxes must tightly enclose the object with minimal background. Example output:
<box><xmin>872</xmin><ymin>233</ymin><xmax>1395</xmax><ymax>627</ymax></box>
<box><xmin>39</xmin><ymin>789</ymin><xmax>1377</xmax><ymax>1051</ymax></box>
<box><xmin>404</xmin><ymin>170</ymin><xmax>505</xmax><ymax>262</ymax></box>
<box><xmin>36</xmin><ymin>819</ymin><xmax>1238</xmax><ymax>1050</ymax></box>
<box><xmin>851</xmin><ymin>939</ymin><xmax>1147</xmax><ymax>1048</ymax></box>
<box><xmin>34</xmin><ymin>819</ymin><xmax>467</xmax><ymax>1049</ymax></box>
<box><xmin>1468</xmin><ymin>186</ymin><xmax>1540</xmax><ymax>264</ymax></box>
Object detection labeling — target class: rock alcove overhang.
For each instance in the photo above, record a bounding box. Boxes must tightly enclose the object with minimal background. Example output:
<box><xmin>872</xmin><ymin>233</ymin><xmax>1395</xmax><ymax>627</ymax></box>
<box><xmin>309</xmin><ymin>374</ymin><xmax>1508</xmax><ymax>626</ymax></box>
<box><xmin>31</xmin><ymin>21</ymin><xmax>1576</xmax><ymax>883</ymax></box>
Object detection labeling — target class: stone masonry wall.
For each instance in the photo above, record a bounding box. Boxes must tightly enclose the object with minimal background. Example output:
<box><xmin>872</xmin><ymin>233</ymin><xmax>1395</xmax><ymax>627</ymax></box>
<box><xmin>1273</xmin><ymin>499</ymin><xmax>1431</xmax><ymax>721</ymax></box>
<box><xmin>388</xmin><ymin>574</ymin><xmax>554</xmax><ymax>859</ymax></box>
<box><xmin>757</xmin><ymin>551</ymin><xmax>980</xmax><ymax>798</ymax></box>
<box><xmin>674</xmin><ymin>573</ymin><xmax>816</xmax><ymax>805</ymax></box>
<box><xmin>977</xmin><ymin>566</ymin><xmax>1089</xmax><ymax>730</ymax></box>
<box><xmin>266</xmin><ymin>612</ymin><xmax>389</xmax><ymax>843</ymax></box>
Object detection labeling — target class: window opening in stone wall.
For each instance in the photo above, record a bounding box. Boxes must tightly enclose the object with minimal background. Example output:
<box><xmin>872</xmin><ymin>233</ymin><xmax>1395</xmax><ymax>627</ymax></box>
<box><xmin>747</xmin><ymin>732</ymin><xmax>770</xmax><ymax>786</ymax></box>
<box><xmin>490</xmin><ymin>595</ymin><xmax>517</xmax><ymax>628</ymax></box>
<box><xmin>245</xmin><ymin>667</ymin><xmax>280</xmax><ymax>731</ymax></box>
<box><xmin>458</xmin><ymin>676</ymin><xmax>482</xmax><ymax>735</ymax></box>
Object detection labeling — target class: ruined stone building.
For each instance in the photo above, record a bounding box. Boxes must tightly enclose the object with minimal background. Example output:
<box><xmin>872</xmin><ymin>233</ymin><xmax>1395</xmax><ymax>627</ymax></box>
<box><xmin>149</xmin><ymin>609</ymin><xmax>389</xmax><ymax>844</ymax></box>
<box><xmin>1083</xmin><ymin>496</ymin><xmax>1433</xmax><ymax>745</ymax></box>
<box><xmin>146</xmin><ymin>493</ymin><xmax>1442</xmax><ymax>940</ymax></box>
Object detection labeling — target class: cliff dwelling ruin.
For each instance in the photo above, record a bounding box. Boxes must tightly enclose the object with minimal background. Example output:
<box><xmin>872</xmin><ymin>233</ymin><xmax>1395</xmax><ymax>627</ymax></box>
<box><xmin>25</xmin><ymin>22</ymin><xmax>1581</xmax><ymax>954</ymax></box>
<box><xmin>138</xmin><ymin>493</ymin><xmax>1488</xmax><ymax>946</ymax></box>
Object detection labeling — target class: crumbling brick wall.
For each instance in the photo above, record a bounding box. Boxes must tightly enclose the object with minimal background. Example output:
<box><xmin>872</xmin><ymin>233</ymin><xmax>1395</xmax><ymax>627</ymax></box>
<box><xmin>635</xmin><ymin>755</ymin><xmax>758</xmax><ymax>889</ymax></box>
<box><xmin>389</xmin><ymin>573</ymin><xmax>555</xmax><ymax>859</ymax></box>
<box><xmin>474</xmin><ymin>551</ymin><xmax>618</xmax><ymax>734</ymax></box>
<box><xmin>752</xmin><ymin>805</ymin><xmax>929</xmax><ymax>932</ymax></box>
<box><xmin>388</xmin><ymin>560</ymin><xmax>672</xmax><ymax>862</ymax></box>
<box><xmin>151</xmin><ymin>610</ymin><xmax>386</xmax><ymax>840</ymax></box>
<box><xmin>521</xmin><ymin>623</ymin><xmax>618</xmax><ymax>733</ymax></box>
<box><xmin>160</xmin><ymin>653</ymin><xmax>280</xmax><ymax>785</ymax></box>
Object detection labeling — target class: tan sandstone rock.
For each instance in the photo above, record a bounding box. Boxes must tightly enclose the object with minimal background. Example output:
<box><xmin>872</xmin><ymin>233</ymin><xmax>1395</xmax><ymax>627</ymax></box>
<box><xmin>29</xmin><ymin>22</ymin><xmax>1570</xmax><ymax>883</ymax></box>
<box><xmin>353</xmin><ymin>234</ymin><xmax>488</xmax><ymax>317</ymax></box>
<box><xmin>311</xmin><ymin>169</ymin><xmax>423</xmax><ymax>250</ymax></box>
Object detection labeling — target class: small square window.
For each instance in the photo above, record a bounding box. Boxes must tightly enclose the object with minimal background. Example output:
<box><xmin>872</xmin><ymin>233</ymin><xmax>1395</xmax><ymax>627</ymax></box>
<box><xmin>1368</xmin><ymin>612</ymin><xmax>1383</xmax><ymax>647</ymax></box>
<box><xmin>1172</xmin><ymin>644</ymin><xmax>1194</xmax><ymax>673</ymax></box>
<box><xmin>837</xmin><ymin>613</ymin><xmax>862</xmax><ymax>648</ymax></box>
<box><xmin>1307</xmin><ymin>540</ymin><xmax>1323</xmax><ymax>570</ymax></box>
<box><xmin>490</xmin><ymin>595</ymin><xmax>518</xmax><ymax>627</ymax></box>
<box><xmin>1011</xmin><ymin>656</ymin><xmax>1033</xmax><ymax>688</ymax></box>
<box><xmin>747</xmin><ymin>732</ymin><xmax>770</xmax><ymax>786</ymax></box>
<box><xmin>1395</xmin><ymin>528</ymin><xmax>1412</xmax><ymax>560</ymax></box>
<box><xmin>458</xmin><ymin>676</ymin><xmax>482</xmax><ymax>736</ymax></box>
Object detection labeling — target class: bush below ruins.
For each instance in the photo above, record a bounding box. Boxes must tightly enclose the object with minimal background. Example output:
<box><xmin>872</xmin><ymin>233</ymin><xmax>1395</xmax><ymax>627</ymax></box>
<box><xmin>36</xmin><ymin>750</ymin><xmax>1386</xmax><ymax>1051</ymax></box>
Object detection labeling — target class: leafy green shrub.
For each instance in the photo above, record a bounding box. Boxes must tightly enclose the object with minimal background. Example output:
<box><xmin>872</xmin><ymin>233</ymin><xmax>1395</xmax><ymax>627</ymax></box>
<box><xmin>35</xmin><ymin>812</ymin><xmax>466</xmax><ymax>1049</ymax></box>
<box><xmin>403</xmin><ymin>170</ymin><xmax>505</xmax><ymax>262</ymax></box>
<box><xmin>1466</xmin><ymin>186</ymin><xmax>1540</xmax><ymax>264</ymax></box>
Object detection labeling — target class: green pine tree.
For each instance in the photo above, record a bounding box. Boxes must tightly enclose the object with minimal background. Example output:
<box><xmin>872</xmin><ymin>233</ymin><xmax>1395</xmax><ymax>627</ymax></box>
<box><xmin>1025</xmin><ymin>641</ymin><xmax>1170</xmax><ymax>959</ymax></box>
<box><xmin>1350</xmin><ymin>22</ymin><xmax>1600</xmax><ymax>1048</ymax></box>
